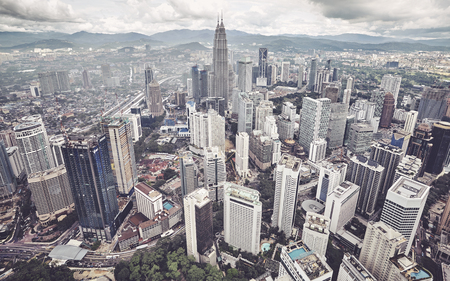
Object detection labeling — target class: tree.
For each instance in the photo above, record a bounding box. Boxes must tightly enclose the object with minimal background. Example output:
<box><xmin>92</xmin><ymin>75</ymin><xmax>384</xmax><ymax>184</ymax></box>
<box><xmin>187</xmin><ymin>265</ymin><xmax>205</xmax><ymax>281</ymax></box>
<box><xmin>163</xmin><ymin>168</ymin><xmax>178</xmax><ymax>180</ymax></box>
<box><xmin>116</xmin><ymin>268</ymin><xmax>130</xmax><ymax>281</ymax></box>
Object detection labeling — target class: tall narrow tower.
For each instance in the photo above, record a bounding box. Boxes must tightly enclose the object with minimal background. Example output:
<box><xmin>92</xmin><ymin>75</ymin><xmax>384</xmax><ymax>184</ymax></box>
<box><xmin>147</xmin><ymin>80</ymin><xmax>164</xmax><ymax>117</ymax></box>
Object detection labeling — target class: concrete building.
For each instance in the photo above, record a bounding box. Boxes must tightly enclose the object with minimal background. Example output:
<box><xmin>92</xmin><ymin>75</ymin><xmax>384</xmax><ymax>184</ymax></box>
<box><xmin>238</xmin><ymin>57</ymin><xmax>252</xmax><ymax>92</ymax></box>
<box><xmin>122</xmin><ymin>113</ymin><xmax>142</xmax><ymax>142</ymax></box>
<box><xmin>425</xmin><ymin>121</ymin><xmax>450</xmax><ymax>174</ymax></box>
<box><xmin>0</xmin><ymin>130</ymin><xmax>16</xmax><ymax>148</ymax></box>
<box><xmin>302</xmin><ymin>212</ymin><xmax>330</xmax><ymax>257</ymax></box>
<box><xmin>327</xmin><ymin>103</ymin><xmax>348</xmax><ymax>148</ymax></box>
<box><xmin>224</xmin><ymin>183</ymin><xmax>262</xmax><ymax>255</ymax></box>
<box><xmin>380</xmin><ymin>92</ymin><xmax>395</xmax><ymax>128</ymax></box>
<box><xmin>348</xmin><ymin>123</ymin><xmax>373</xmax><ymax>155</ymax></box>
<box><xmin>190</xmin><ymin>109</ymin><xmax>225</xmax><ymax>151</ymax></box>
<box><xmin>238</xmin><ymin>92</ymin><xmax>253</xmax><ymax>134</ymax></box>
<box><xmin>255</xmin><ymin>100</ymin><xmax>273</xmax><ymax>131</ymax></box>
<box><xmin>406</xmin><ymin>123</ymin><xmax>433</xmax><ymax>176</ymax></box>
<box><xmin>337</xmin><ymin>253</ymin><xmax>376</xmax><ymax>281</ymax></box>
<box><xmin>135</xmin><ymin>182</ymin><xmax>163</xmax><ymax>221</ymax></box>
<box><xmin>359</xmin><ymin>221</ymin><xmax>408</xmax><ymax>281</ymax></box>
<box><xmin>315</xmin><ymin>161</ymin><xmax>347</xmax><ymax>202</ymax></box>
<box><xmin>371</xmin><ymin>89</ymin><xmax>385</xmax><ymax>118</ymax></box>
<box><xmin>204</xmin><ymin>147</ymin><xmax>226</xmax><ymax>200</ymax></box>
<box><xmin>184</xmin><ymin>188</ymin><xmax>215</xmax><ymax>264</ymax></box>
<box><xmin>309</xmin><ymin>138</ymin><xmax>327</xmax><ymax>163</ymax></box>
<box><xmin>281</xmin><ymin>62</ymin><xmax>290</xmax><ymax>82</ymax></box>
<box><xmin>249</xmin><ymin>130</ymin><xmax>274</xmax><ymax>170</ymax></box>
<box><xmin>369</xmin><ymin>143</ymin><xmax>403</xmax><ymax>196</ymax></box>
<box><xmin>418</xmin><ymin>86</ymin><xmax>450</xmax><ymax>120</ymax></box>
<box><xmin>308</xmin><ymin>59</ymin><xmax>317</xmax><ymax>91</ymax></box>
<box><xmin>277</xmin><ymin>115</ymin><xmax>296</xmax><ymax>141</ymax></box>
<box><xmin>211</xmin><ymin>18</ymin><xmax>229</xmax><ymax>116</ymax></box>
<box><xmin>6</xmin><ymin>146</ymin><xmax>24</xmax><ymax>179</ymax></box>
<box><xmin>347</xmin><ymin>155</ymin><xmax>384</xmax><ymax>217</ymax></box>
<box><xmin>101</xmin><ymin>64</ymin><xmax>112</xmax><ymax>85</ymax></box>
<box><xmin>264</xmin><ymin>115</ymin><xmax>278</xmax><ymax>140</ymax></box>
<box><xmin>49</xmin><ymin>135</ymin><xmax>65</xmax><ymax>167</ymax></box>
<box><xmin>325</xmin><ymin>181</ymin><xmax>360</xmax><ymax>234</ymax></box>
<box><xmin>404</xmin><ymin>111</ymin><xmax>418</xmax><ymax>134</ymax></box>
<box><xmin>394</xmin><ymin>155</ymin><xmax>422</xmax><ymax>182</ymax></box>
<box><xmin>298</xmin><ymin>97</ymin><xmax>331</xmax><ymax>153</ymax></box>
<box><xmin>272</xmin><ymin>154</ymin><xmax>301</xmax><ymax>237</ymax></box>
<box><xmin>380</xmin><ymin>177</ymin><xmax>430</xmax><ymax>254</ymax></box>
<box><xmin>0</xmin><ymin>142</ymin><xmax>16</xmax><ymax>196</ymax></box>
<box><xmin>388</xmin><ymin>255</ymin><xmax>433</xmax><ymax>281</ymax></box>
<box><xmin>147</xmin><ymin>80</ymin><xmax>164</xmax><ymax>117</ymax></box>
<box><xmin>380</xmin><ymin>74</ymin><xmax>402</xmax><ymax>105</ymax></box>
<box><xmin>180</xmin><ymin>152</ymin><xmax>198</xmax><ymax>197</ymax></box>
<box><xmin>235</xmin><ymin>132</ymin><xmax>249</xmax><ymax>178</ymax></box>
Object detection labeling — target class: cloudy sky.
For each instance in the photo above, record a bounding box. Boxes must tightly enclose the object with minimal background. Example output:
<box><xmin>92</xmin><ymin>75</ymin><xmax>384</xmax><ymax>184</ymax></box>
<box><xmin>0</xmin><ymin>0</ymin><xmax>449</xmax><ymax>39</ymax></box>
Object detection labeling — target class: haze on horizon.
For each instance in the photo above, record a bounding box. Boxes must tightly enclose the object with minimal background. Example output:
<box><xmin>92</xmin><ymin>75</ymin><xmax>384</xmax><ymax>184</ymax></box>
<box><xmin>0</xmin><ymin>0</ymin><xmax>449</xmax><ymax>40</ymax></box>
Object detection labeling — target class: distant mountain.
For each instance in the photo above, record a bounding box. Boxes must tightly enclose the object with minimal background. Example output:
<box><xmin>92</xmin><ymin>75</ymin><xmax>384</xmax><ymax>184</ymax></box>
<box><xmin>0</xmin><ymin>39</ymin><xmax>74</xmax><ymax>50</ymax></box>
<box><xmin>0</xmin><ymin>31</ymin><xmax>67</xmax><ymax>47</ymax></box>
<box><xmin>59</xmin><ymin>31</ymin><xmax>161</xmax><ymax>46</ymax></box>
<box><xmin>149</xmin><ymin>29</ymin><xmax>253</xmax><ymax>44</ymax></box>
<box><xmin>171</xmin><ymin>42</ymin><xmax>208</xmax><ymax>51</ymax></box>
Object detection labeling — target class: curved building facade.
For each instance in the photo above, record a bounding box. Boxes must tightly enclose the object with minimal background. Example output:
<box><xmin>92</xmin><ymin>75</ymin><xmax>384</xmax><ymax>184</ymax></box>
<box><xmin>380</xmin><ymin>92</ymin><xmax>395</xmax><ymax>128</ymax></box>
<box><xmin>49</xmin><ymin>135</ymin><xmax>65</xmax><ymax>166</ymax></box>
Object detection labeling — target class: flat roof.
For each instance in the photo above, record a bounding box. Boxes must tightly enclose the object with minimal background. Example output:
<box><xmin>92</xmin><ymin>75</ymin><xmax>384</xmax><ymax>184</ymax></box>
<box><xmin>49</xmin><ymin>245</ymin><xmax>89</xmax><ymax>261</ymax></box>
<box><xmin>301</xmin><ymin>200</ymin><xmax>325</xmax><ymax>213</ymax></box>
<box><xmin>390</xmin><ymin>177</ymin><xmax>429</xmax><ymax>199</ymax></box>
<box><xmin>135</xmin><ymin>182</ymin><xmax>161</xmax><ymax>199</ymax></box>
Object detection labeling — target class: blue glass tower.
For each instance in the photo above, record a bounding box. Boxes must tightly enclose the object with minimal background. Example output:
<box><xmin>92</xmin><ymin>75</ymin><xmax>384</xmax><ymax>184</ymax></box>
<box><xmin>0</xmin><ymin>141</ymin><xmax>16</xmax><ymax>196</ymax></box>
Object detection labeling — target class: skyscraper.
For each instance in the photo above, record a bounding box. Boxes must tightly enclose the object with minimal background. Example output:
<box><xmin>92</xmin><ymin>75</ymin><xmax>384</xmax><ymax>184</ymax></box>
<box><xmin>417</xmin><ymin>86</ymin><xmax>450</xmax><ymax>120</ymax></box>
<box><xmin>62</xmin><ymin>135</ymin><xmax>119</xmax><ymax>241</ymax></box>
<box><xmin>101</xmin><ymin>64</ymin><xmax>111</xmax><ymax>86</ymax></box>
<box><xmin>189</xmin><ymin>109</ymin><xmax>225</xmax><ymax>151</ymax></box>
<box><xmin>255</xmin><ymin>100</ymin><xmax>273</xmax><ymax>131</ymax></box>
<box><xmin>191</xmin><ymin>65</ymin><xmax>200</xmax><ymax>104</ymax></box>
<box><xmin>327</xmin><ymin>103</ymin><xmax>348</xmax><ymax>148</ymax></box>
<box><xmin>180</xmin><ymin>152</ymin><xmax>198</xmax><ymax>197</ymax></box>
<box><xmin>237</xmin><ymin>92</ymin><xmax>253</xmax><ymax>134</ymax></box>
<box><xmin>200</xmin><ymin>70</ymin><xmax>208</xmax><ymax>98</ymax></box>
<box><xmin>144</xmin><ymin>66</ymin><xmax>153</xmax><ymax>87</ymax></box>
<box><xmin>380</xmin><ymin>92</ymin><xmax>395</xmax><ymax>128</ymax></box>
<box><xmin>337</xmin><ymin>253</ymin><xmax>375</xmax><ymax>281</ymax></box>
<box><xmin>135</xmin><ymin>182</ymin><xmax>162</xmax><ymax>221</ymax></box>
<box><xmin>184</xmin><ymin>188</ymin><xmax>215</xmax><ymax>264</ymax></box>
<box><xmin>425</xmin><ymin>121</ymin><xmax>450</xmax><ymax>174</ymax></box>
<box><xmin>0</xmin><ymin>141</ymin><xmax>16</xmax><ymax>196</ymax></box>
<box><xmin>224</xmin><ymin>182</ymin><xmax>262</xmax><ymax>255</ymax></box>
<box><xmin>238</xmin><ymin>57</ymin><xmax>252</xmax><ymax>92</ymax></box>
<box><xmin>281</xmin><ymin>62</ymin><xmax>290</xmax><ymax>82</ymax></box>
<box><xmin>298</xmin><ymin>97</ymin><xmax>331</xmax><ymax>153</ymax></box>
<box><xmin>380</xmin><ymin>177</ymin><xmax>429</xmax><ymax>254</ymax></box>
<box><xmin>369</xmin><ymin>142</ymin><xmax>403</xmax><ymax>196</ymax></box>
<box><xmin>82</xmin><ymin>69</ymin><xmax>92</xmax><ymax>89</ymax></box>
<box><xmin>211</xmin><ymin>17</ymin><xmax>229</xmax><ymax>116</ymax></box>
<box><xmin>308</xmin><ymin>59</ymin><xmax>317</xmax><ymax>91</ymax></box>
<box><xmin>272</xmin><ymin>154</ymin><xmax>301</xmax><ymax>237</ymax></box>
<box><xmin>302</xmin><ymin>212</ymin><xmax>330</xmax><ymax>257</ymax></box>
<box><xmin>380</xmin><ymin>74</ymin><xmax>402</xmax><ymax>105</ymax></box>
<box><xmin>101</xmin><ymin>117</ymin><xmax>137</xmax><ymax>195</ymax></box>
<box><xmin>235</xmin><ymin>132</ymin><xmax>249</xmax><ymax>178</ymax></box>
<box><xmin>309</xmin><ymin>138</ymin><xmax>327</xmax><ymax>163</ymax></box>
<box><xmin>347</xmin><ymin>155</ymin><xmax>384</xmax><ymax>217</ymax></box>
<box><xmin>404</xmin><ymin>110</ymin><xmax>418</xmax><ymax>134</ymax></box>
<box><xmin>316</xmin><ymin>161</ymin><xmax>347</xmax><ymax>202</ymax></box>
<box><xmin>407</xmin><ymin>123</ymin><xmax>433</xmax><ymax>176</ymax></box>
<box><xmin>204</xmin><ymin>146</ymin><xmax>226</xmax><ymax>200</ymax></box>
<box><xmin>347</xmin><ymin>123</ymin><xmax>373</xmax><ymax>155</ymax></box>
<box><xmin>258</xmin><ymin>48</ymin><xmax>268</xmax><ymax>78</ymax></box>
<box><xmin>268</xmin><ymin>64</ymin><xmax>277</xmax><ymax>86</ymax></box>
<box><xmin>147</xmin><ymin>80</ymin><xmax>164</xmax><ymax>117</ymax></box>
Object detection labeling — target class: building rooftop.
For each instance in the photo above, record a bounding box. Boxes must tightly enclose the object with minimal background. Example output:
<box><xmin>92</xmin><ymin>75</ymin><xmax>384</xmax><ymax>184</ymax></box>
<box><xmin>390</xmin><ymin>255</ymin><xmax>432</xmax><ymax>281</ymax></box>
<box><xmin>224</xmin><ymin>182</ymin><xmax>261</xmax><ymax>206</ymax></box>
<box><xmin>278</xmin><ymin>154</ymin><xmax>301</xmax><ymax>172</ymax></box>
<box><xmin>135</xmin><ymin>182</ymin><xmax>161</xmax><ymax>199</ymax></box>
<box><xmin>186</xmin><ymin>188</ymin><xmax>211</xmax><ymax>208</ymax></box>
<box><xmin>301</xmin><ymin>200</ymin><xmax>325</xmax><ymax>214</ymax></box>
<box><xmin>304</xmin><ymin>212</ymin><xmax>329</xmax><ymax>234</ymax></box>
<box><xmin>343</xmin><ymin>253</ymin><xmax>375</xmax><ymax>281</ymax></box>
<box><xmin>14</xmin><ymin>122</ymin><xmax>41</xmax><ymax>131</ymax></box>
<box><xmin>28</xmin><ymin>165</ymin><xmax>66</xmax><ymax>179</ymax></box>
<box><xmin>48</xmin><ymin>245</ymin><xmax>89</xmax><ymax>261</ymax></box>
<box><xmin>390</xmin><ymin>177</ymin><xmax>429</xmax><ymax>199</ymax></box>
<box><xmin>118</xmin><ymin>227</ymin><xmax>139</xmax><ymax>242</ymax></box>
<box><xmin>332</xmin><ymin>181</ymin><xmax>360</xmax><ymax>198</ymax></box>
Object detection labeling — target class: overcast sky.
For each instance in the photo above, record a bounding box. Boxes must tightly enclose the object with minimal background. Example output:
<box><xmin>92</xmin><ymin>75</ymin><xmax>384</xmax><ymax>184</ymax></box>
<box><xmin>0</xmin><ymin>0</ymin><xmax>449</xmax><ymax>39</ymax></box>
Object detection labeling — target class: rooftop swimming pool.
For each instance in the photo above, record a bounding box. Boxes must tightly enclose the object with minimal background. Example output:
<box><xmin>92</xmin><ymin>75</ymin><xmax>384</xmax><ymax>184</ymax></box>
<box><xmin>410</xmin><ymin>269</ymin><xmax>430</xmax><ymax>280</ymax></box>
<box><xmin>261</xmin><ymin>243</ymin><xmax>271</xmax><ymax>252</ymax></box>
<box><xmin>288</xmin><ymin>248</ymin><xmax>306</xmax><ymax>260</ymax></box>
<box><xmin>163</xmin><ymin>201</ymin><xmax>173</xmax><ymax>210</ymax></box>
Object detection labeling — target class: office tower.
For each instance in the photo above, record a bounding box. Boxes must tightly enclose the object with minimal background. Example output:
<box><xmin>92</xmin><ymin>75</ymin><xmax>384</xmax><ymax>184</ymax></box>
<box><xmin>308</xmin><ymin>59</ymin><xmax>317</xmax><ymax>91</ymax></box>
<box><xmin>342</xmin><ymin>89</ymin><xmax>351</xmax><ymax>108</ymax></box>
<box><xmin>0</xmin><ymin>141</ymin><xmax>16</xmax><ymax>196</ymax></box>
<box><xmin>324</xmin><ymin>85</ymin><xmax>339</xmax><ymax>103</ymax></box>
<box><xmin>211</xmin><ymin>17</ymin><xmax>229</xmax><ymax>116</ymax></box>
<box><xmin>224</xmin><ymin>182</ymin><xmax>262</xmax><ymax>255</ymax></box>
<box><xmin>135</xmin><ymin>182</ymin><xmax>163</xmax><ymax>220</ymax></box>
<box><xmin>337</xmin><ymin>253</ymin><xmax>376</xmax><ymax>281</ymax></box>
<box><xmin>346</xmin><ymin>77</ymin><xmax>353</xmax><ymax>91</ymax></box>
<box><xmin>175</xmin><ymin>92</ymin><xmax>186</xmax><ymax>106</ymax></box>
<box><xmin>255</xmin><ymin>100</ymin><xmax>273</xmax><ymax>131</ymax></box>
<box><xmin>327</xmin><ymin>103</ymin><xmax>348</xmax><ymax>148</ymax></box>
<box><xmin>55</xmin><ymin>71</ymin><xmax>70</xmax><ymax>91</ymax></box>
<box><xmin>147</xmin><ymin>80</ymin><xmax>164</xmax><ymax>117</ymax></box>
<box><xmin>249</xmin><ymin>130</ymin><xmax>274</xmax><ymax>170</ymax></box>
<box><xmin>343</xmin><ymin>115</ymin><xmax>355</xmax><ymax>146</ymax></box>
<box><xmin>144</xmin><ymin>65</ymin><xmax>154</xmax><ymax>86</ymax></box>
<box><xmin>122</xmin><ymin>113</ymin><xmax>142</xmax><ymax>142</ymax></box>
<box><xmin>316</xmin><ymin>161</ymin><xmax>347</xmax><ymax>202</ymax></box>
<box><xmin>380</xmin><ymin>74</ymin><xmax>402</xmax><ymax>105</ymax></box>
<box><xmin>272</xmin><ymin>154</ymin><xmax>301</xmax><ymax>237</ymax></box>
<box><xmin>101</xmin><ymin>64</ymin><xmax>111</xmax><ymax>85</ymax></box>
<box><xmin>187</xmin><ymin>78</ymin><xmax>193</xmax><ymax>97</ymax></box>
<box><xmin>298</xmin><ymin>97</ymin><xmax>331</xmax><ymax>153</ymax></box>
<box><xmin>325</xmin><ymin>181</ymin><xmax>360</xmax><ymax>234</ymax></box>
<box><xmin>417</xmin><ymin>86</ymin><xmax>450</xmax><ymax>120</ymax></box>
<box><xmin>204</xmin><ymin>146</ymin><xmax>226</xmax><ymax>188</ymax></box>
<box><xmin>277</xmin><ymin>116</ymin><xmax>295</xmax><ymax>141</ymax></box>
<box><xmin>235</xmin><ymin>132</ymin><xmax>249</xmax><ymax>178</ymax></box>
<box><xmin>0</xmin><ymin>130</ymin><xmax>16</xmax><ymax>148</ymax></box>
<box><xmin>370</xmin><ymin>89</ymin><xmax>385</xmax><ymax>118</ymax></box>
<box><xmin>394</xmin><ymin>155</ymin><xmax>422</xmax><ymax>182</ymax></box>
<box><xmin>191</xmin><ymin>65</ymin><xmax>200</xmax><ymax>104</ymax></box>
<box><xmin>278</xmin><ymin>240</ymin><xmax>333</xmax><ymax>281</ymax></box>
<box><xmin>14</xmin><ymin>121</ymin><xmax>55</xmax><ymax>175</ymax></box>
<box><xmin>425</xmin><ymin>121</ymin><xmax>450</xmax><ymax>174</ymax></box>
<box><xmin>180</xmin><ymin>152</ymin><xmax>198</xmax><ymax>197</ymax></box>
<box><xmin>189</xmin><ymin>109</ymin><xmax>225</xmax><ymax>151</ymax></box>
<box><xmin>30</xmin><ymin>83</ymin><xmax>41</xmax><ymax>97</ymax></box>
<box><xmin>380</xmin><ymin>177</ymin><xmax>429</xmax><ymax>254</ymax></box>
<box><xmin>82</xmin><ymin>70</ymin><xmax>92</xmax><ymax>89</ymax></box>
<box><xmin>258</xmin><ymin>48</ymin><xmax>268</xmax><ymax>78</ymax></box>
<box><xmin>268</xmin><ymin>64</ymin><xmax>277</xmax><ymax>86</ymax></box>
<box><xmin>28</xmin><ymin>166</ymin><xmax>74</xmax><ymax>223</ymax></box>
<box><xmin>391</xmin><ymin>130</ymin><xmax>411</xmax><ymax>155</ymax></box>
<box><xmin>302</xmin><ymin>212</ymin><xmax>330</xmax><ymax>257</ymax></box>
<box><xmin>404</xmin><ymin>110</ymin><xmax>418</xmax><ymax>134</ymax></box>
<box><xmin>281</xmin><ymin>62</ymin><xmax>290</xmax><ymax>82</ymax></box>
<box><xmin>370</xmin><ymin>143</ymin><xmax>403</xmax><ymax>196</ymax></box>
<box><xmin>101</xmin><ymin>117</ymin><xmax>137</xmax><ymax>195</ymax></box>
<box><xmin>49</xmin><ymin>135</ymin><xmax>65</xmax><ymax>166</ymax></box>
<box><xmin>184</xmin><ymin>188</ymin><xmax>214</xmax><ymax>263</ymax></box>
<box><xmin>297</xmin><ymin>65</ymin><xmax>304</xmax><ymax>88</ymax></box>
<box><xmin>359</xmin><ymin>221</ymin><xmax>408</xmax><ymax>281</ymax></box>
<box><xmin>438</xmin><ymin>192</ymin><xmax>450</xmax><ymax>235</ymax></box>
<box><xmin>237</xmin><ymin>92</ymin><xmax>253</xmax><ymax>133</ymax></box>
<box><xmin>332</xmin><ymin>68</ymin><xmax>339</xmax><ymax>82</ymax></box>
<box><xmin>251</xmin><ymin>66</ymin><xmax>259</xmax><ymax>84</ymax></box>
<box><xmin>348</xmin><ymin>123</ymin><xmax>373</xmax><ymax>155</ymax></box>
<box><xmin>407</xmin><ymin>123</ymin><xmax>433</xmax><ymax>176</ymax></box>
<box><xmin>379</xmin><ymin>92</ymin><xmax>395</xmax><ymax>128</ymax></box>
<box><xmin>6</xmin><ymin>146</ymin><xmax>25</xmax><ymax>179</ymax></box>
<box><xmin>347</xmin><ymin>155</ymin><xmax>384</xmax><ymax>217</ymax></box>
<box><xmin>309</xmin><ymin>138</ymin><xmax>327</xmax><ymax>163</ymax></box>
<box><xmin>264</xmin><ymin>115</ymin><xmax>278</xmax><ymax>139</ymax></box>
<box><xmin>38</xmin><ymin>72</ymin><xmax>55</xmax><ymax>95</ymax></box>
<box><xmin>200</xmin><ymin>69</ymin><xmax>208</xmax><ymax>98</ymax></box>
<box><xmin>62</xmin><ymin>135</ymin><xmax>119</xmax><ymax>241</ymax></box>
<box><xmin>238</xmin><ymin>57</ymin><xmax>252</xmax><ymax>92</ymax></box>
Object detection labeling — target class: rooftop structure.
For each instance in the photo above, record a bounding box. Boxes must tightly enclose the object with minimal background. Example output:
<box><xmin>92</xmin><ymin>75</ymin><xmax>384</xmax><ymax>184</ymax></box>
<box><xmin>337</xmin><ymin>253</ymin><xmax>376</xmax><ymax>281</ymax></box>
<box><xmin>302</xmin><ymin>212</ymin><xmax>330</xmax><ymax>257</ymax></box>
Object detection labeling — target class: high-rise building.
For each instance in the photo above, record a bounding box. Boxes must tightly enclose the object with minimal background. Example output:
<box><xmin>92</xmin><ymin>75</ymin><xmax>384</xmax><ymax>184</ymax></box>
<box><xmin>347</xmin><ymin>123</ymin><xmax>373</xmax><ymax>155</ymax></box>
<box><xmin>235</xmin><ymin>132</ymin><xmax>249</xmax><ymax>178</ymax></box>
<box><xmin>28</xmin><ymin>165</ymin><xmax>74</xmax><ymax>224</ymax></box>
<box><xmin>425</xmin><ymin>121</ymin><xmax>450</xmax><ymax>174</ymax></box>
<box><xmin>281</xmin><ymin>62</ymin><xmax>290</xmax><ymax>82</ymax></box>
<box><xmin>238</xmin><ymin>57</ymin><xmax>252</xmax><ymax>92</ymax></box>
<box><xmin>189</xmin><ymin>109</ymin><xmax>225</xmax><ymax>151</ymax></box>
<box><xmin>324</xmin><ymin>181</ymin><xmax>360</xmax><ymax>234</ymax></box>
<box><xmin>404</xmin><ymin>110</ymin><xmax>418</xmax><ymax>134</ymax></box>
<box><xmin>298</xmin><ymin>97</ymin><xmax>331</xmax><ymax>153</ymax></box>
<box><xmin>184</xmin><ymin>188</ymin><xmax>215</xmax><ymax>264</ymax></box>
<box><xmin>62</xmin><ymin>135</ymin><xmax>119</xmax><ymax>241</ymax></box>
<box><xmin>200</xmin><ymin>70</ymin><xmax>208</xmax><ymax>98</ymax></box>
<box><xmin>337</xmin><ymin>253</ymin><xmax>376</xmax><ymax>281</ymax></box>
<box><xmin>237</xmin><ymin>92</ymin><xmax>253</xmax><ymax>134</ymax></box>
<box><xmin>258</xmin><ymin>48</ymin><xmax>268</xmax><ymax>78</ymax></box>
<box><xmin>49</xmin><ymin>135</ymin><xmax>66</xmax><ymax>167</ymax></box>
<box><xmin>14</xmin><ymin>121</ymin><xmax>55</xmax><ymax>175</ymax></box>
<box><xmin>302</xmin><ymin>212</ymin><xmax>330</xmax><ymax>257</ymax></box>
<box><xmin>380</xmin><ymin>92</ymin><xmax>395</xmax><ymax>128</ymax></box>
<box><xmin>255</xmin><ymin>100</ymin><xmax>273</xmax><ymax>131</ymax></box>
<box><xmin>0</xmin><ymin>141</ymin><xmax>16</xmax><ymax>196</ymax></box>
<box><xmin>380</xmin><ymin>74</ymin><xmax>402</xmax><ymax>105</ymax></box>
<box><xmin>38</xmin><ymin>72</ymin><xmax>55</xmax><ymax>95</ymax></box>
<box><xmin>101</xmin><ymin>64</ymin><xmax>112</xmax><ymax>85</ymax></box>
<box><xmin>263</xmin><ymin>115</ymin><xmax>278</xmax><ymax>140</ymax></box>
<box><xmin>187</xmin><ymin>78</ymin><xmax>193</xmax><ymax>97</ymax></box>
<box><xmin>347</xmin><ymin>155</ymin><xmax>384</xmax><ymax>217</ymax></box>
<box><xmin>324</xmin><ymin>84</ymin><xmax>340</xmax><ymax>103</ymax></box>
<box><xmin>309</xmin><ymin>138</ymin><xmax>327</xmax><ymax>163</ymax></box>
<box><xmin>101</xmin><ymin>117</ymin><xmax>137</xmax><ymax>195</ymax></box>
<box><xmin>407</xmin><ymin>123</ymin><xmax>433</xmax><ymax>176</ymax></box>
<box><xmin>342</xmin><ymin>89</ymin><xmax>351</xmax><ymax>108</ymax></box>
<box><xmin>204</xmin><ymin>146</ymin><xmax>226</xmax><ymax>192</ymax></box>
<box><xmin>248</xmin><ymin>130</ymin><xmax>274</xmax><ymax>170</ymax></box>
<box><xmin>369</xmin><ymin>143</ymin><xmax>403</xmax><ymax>196</ymax></box>
<box><xmin>332</xmin><ymin>68</ymin><xmax>339</xmax><ymax>82</ymax></box>
<box><xmin>180</xmin><ymin>152</ymin><xmax>198</xmax><ymax>197</ymax></box>
<box><xmin>346</xmin><ymin>77</ymin><xmax>353</xmax><ymax>91</ymax></box>
<box><xmin>191</xmin><ymin>65</ymin><xmax>200</xmax><ymax>104</ymax></box>
<box><xmin>417</xmin><ymin>86</ymin><xmax>450</xmax><ymax>120</ymax></box>
<box><xmin>211</xmin><ymin>17</ymin><xmax>229</xmax><ymax>116</ymax></box>
<box><xmin>308</xmin><ymin>59</ymin><xmax>317</xmax><ymax>91</ymax></box>
<box><xmin>327</xmin><ymin>103</ymin><xmax>348</xmax><ymax>148</ymax></box>
<box><xmin>359</xmin><ymin>221</ymin><xmax>408</xmax><ymax>281</ymax></box>
<box><xmin>380</xmin><ymin>177</ymin><xmax>429</xmax><ymax>254</ymax></box>
<box><xmin>82</xmin><ymin>69</ymin><xmax>92</xmax><ymax>89</ymax></box>
<box><xmin>272</xmin><ymin>154</ymin><xmax>301</xmax><ymax>237</ymax></box>
<box><xmin>316</xmin><ymin>161</ymin><xmax>347</xmax><ymax>202</ymax></box>
<box><xmin>371</xmin><ymin>89</ymin><xmax>385</xmax><ymax>118</ymax></box>
<box><xmin>438</xmin><ymin>192</ymin><xmax>450</xmax><ymax>235</ymax></box>
<box><xmin>268</xmin><ymin>64</ymin><xmax>277</xmax><ymax>86</ymax></box>
<box><xmin>394</xmin><ymin>155</ymin><xmax>422</xmax><ymax>182</ymax></box>
<box><xmin>135</xmin><ymin>182</ymin><xmax>162</xmax><ymax>221</ymax></box>
<box><xmin>6</xmin><ymin>146</ymin><xmax>25</xmax><ymax>179</ymax></box>
<box><xmin>55</xmin><ymin>71</ymin><xmax>70</xmax><ymax>92</ymax></box>
<box><xmin>0</xmin><ymin>130</ymin><xmax>16</xmax><ymax>148</ymax></box>
<box><xmin>147</xmin><ymin>80</ymin><xmax>164</xmax><ymax>117</ymax></box>
<box><xmin>224</xmin><ymin>182</ymin><xmax>262</xmax><ymax>255</ymax></box>
<box><xmin>122</xmin><ymin>113</ymin><xmax>142</xmax><ymax>143</ymax></box>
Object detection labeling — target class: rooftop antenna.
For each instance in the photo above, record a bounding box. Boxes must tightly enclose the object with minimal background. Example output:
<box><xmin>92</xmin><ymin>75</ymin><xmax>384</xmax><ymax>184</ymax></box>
<box><xmin>221</xmin><ymin>10</ymin><xmax>223</xmax><ymax>22</ymax></box>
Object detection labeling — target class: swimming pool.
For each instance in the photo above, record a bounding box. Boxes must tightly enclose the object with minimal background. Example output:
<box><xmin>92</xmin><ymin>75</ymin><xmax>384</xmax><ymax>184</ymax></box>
<box><xmin>410</xmin><ymin>269</ymin><xmax>430</xmax><ymax>280</ymax></box>
<box><xmin>288</xmin><ymin>248</ymin><xmax>306</xmax><ymax>260</ymax></box>
<box><xmin>261</xmin><ymin>243</ymin><xmax>271</xmax><ymax>252</ymax></box>
<box><xmin>163</xmin><ymin>202</ymin><xmax>173</xmax><ymax>210</ymax></box>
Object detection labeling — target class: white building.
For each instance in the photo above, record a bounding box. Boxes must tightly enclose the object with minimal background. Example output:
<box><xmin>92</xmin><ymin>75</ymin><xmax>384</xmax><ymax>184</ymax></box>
<box><xmin>190</xmin><ymin>109</ymin><xmax>225</xmax><ymax>151</ymax></box>
<box><xmin>324</xmin><ymin>181</ymin><xmax>360</xmax><ymax>234</ymax></box>
<box><xmin>235</xmin><ymin>132</ymin><xmax>249</xmax><ymax>178</ymax></box>
<box><xmin>272</xmin><ymin>154</ymin><xmax>301</xmax><ymax>237</ymax></box>
<box><xmin>381</xmin><ymin>74</ymin><xmax>402</xmax><ymax>105</ymax></box>
<box><xmin>315</xmin><ymin>161</ymin><xmax>347</xmax><ymax>202</ymax></box>
<box><xmin>264</xmin><ymin>115</ymin><xmax>279</xmax><ymax>139</ymax></box>
<box><xmin>255</xmin><ymin>100</ymin><xmax>273</xmax><ymax>131</ymax></box>
<box><xmin>204</xmin><ymin>146</ymin><xmax>226</xmax><ymax>189</ymax></box>
<box><xmin>238</xmin><ymin>92</ymin><xmax>253</xmax><ymax>134</ymax></box>
<box><xmin>281</xmin><ymin>62</ymin><xmax>290</xmax><ymax>82</ymax></box>
<box><xmin>238</xmin><ymin>57</ymin><xmax>252</xmax><ymax>92</ymax></box>
<box><xmin>224</xmin><ymin>182</ymin><xmax>262</xmax><ymax>255</ymax></box>
<box><xmin>380</xmin><ymin>177</ymin><xmax>430</xmax><ymax>254</ymax></box>
<box><xmin>135</xmin><ymin>182</ymin><xmax>163</xmax><ymax>220</ymax></box>
<box><xmin>337</xmin><ymin>253</ymin><xmax>375</xmax><ymax>281</ymax></box>
<box><xmin>404</xmin><ymin>110</ymin><xmax>418</xmax><ymax>134</ymax></box>
<box><xmin>302</xmin><ymin>212</ymin><xmax>330</xmax><ymax>258</ymax></box>
<box><xmin>5</xmin><ymin>146</ymin><xmax>24</xmax><ymax>178</ymax></box>
<box><xmin>122</xmin><ymin>113</ymin><xmax>142</xmax><ymax>142</ymax></box>
<box><xmin>309</xmin><ymin>138</ymin><xmax>327</xmax><ymax>163</ymax></box>
<box><xmin>298</xmin><ymin>97</ymin><xmax>331</xmax><ymax>153</ymax></box>
<box><xmin>187</xmin><ymin>78</ymin><xmax>193</xmax><ymax>97</ymax></box>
